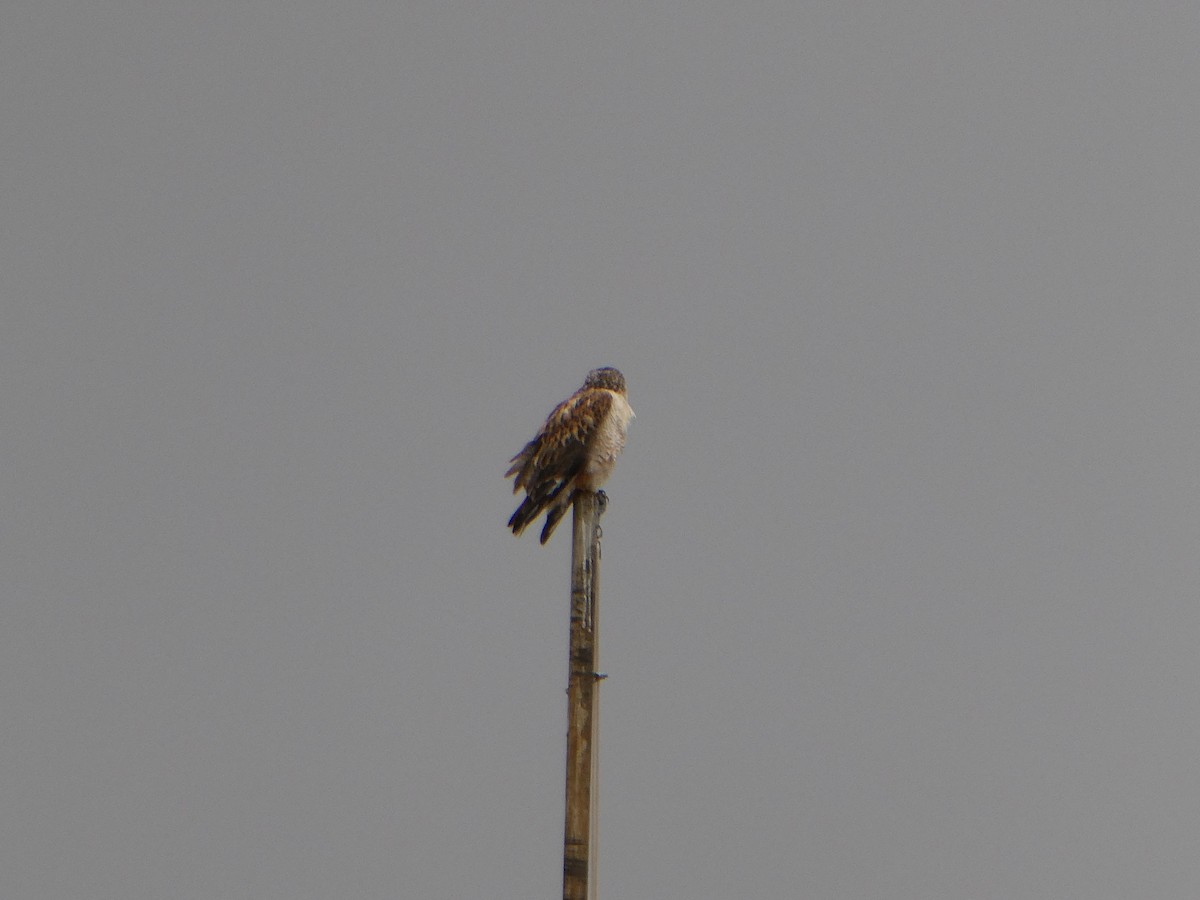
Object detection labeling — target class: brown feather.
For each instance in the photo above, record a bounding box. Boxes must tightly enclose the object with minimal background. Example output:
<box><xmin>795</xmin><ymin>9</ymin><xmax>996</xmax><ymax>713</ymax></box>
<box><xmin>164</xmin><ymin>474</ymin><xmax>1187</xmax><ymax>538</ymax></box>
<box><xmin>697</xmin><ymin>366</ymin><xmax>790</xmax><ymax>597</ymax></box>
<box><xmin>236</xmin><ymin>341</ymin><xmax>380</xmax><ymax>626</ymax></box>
<box><xmin>505</xmin><ymin>387</ymin><xmax>617</xmax><ymax>541</ymax></box>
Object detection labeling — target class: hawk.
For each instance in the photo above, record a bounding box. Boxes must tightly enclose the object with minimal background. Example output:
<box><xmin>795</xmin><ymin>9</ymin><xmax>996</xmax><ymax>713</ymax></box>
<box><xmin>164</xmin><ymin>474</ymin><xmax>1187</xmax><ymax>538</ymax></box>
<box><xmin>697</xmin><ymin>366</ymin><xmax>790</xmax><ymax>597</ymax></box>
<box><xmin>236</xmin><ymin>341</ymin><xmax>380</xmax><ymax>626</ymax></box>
<box><xmin>506</xmin><ymin>367</ymin><xmax>634</xmax><ymax>544</ymax></box>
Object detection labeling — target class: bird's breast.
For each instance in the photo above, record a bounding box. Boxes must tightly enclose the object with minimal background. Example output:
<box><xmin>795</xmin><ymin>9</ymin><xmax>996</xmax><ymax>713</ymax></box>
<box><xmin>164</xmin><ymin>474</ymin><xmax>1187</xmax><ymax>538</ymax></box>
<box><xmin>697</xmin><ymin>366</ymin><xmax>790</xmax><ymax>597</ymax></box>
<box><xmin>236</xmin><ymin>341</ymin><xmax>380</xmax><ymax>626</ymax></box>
<box><xmin>579</xmin><ymin>392</ymin><xmax>633</xmax><ymax>489</ymax></box>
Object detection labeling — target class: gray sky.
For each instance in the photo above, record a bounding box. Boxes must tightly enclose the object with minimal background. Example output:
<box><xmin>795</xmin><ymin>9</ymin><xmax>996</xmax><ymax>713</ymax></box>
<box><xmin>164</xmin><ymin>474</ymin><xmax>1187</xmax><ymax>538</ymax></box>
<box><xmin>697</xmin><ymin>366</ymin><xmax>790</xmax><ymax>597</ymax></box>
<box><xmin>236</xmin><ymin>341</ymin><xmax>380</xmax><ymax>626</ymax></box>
<box><xmin>3</xmin><ymin>3</ymin><xmax>1198</xmax><ymax>898</ymax></box>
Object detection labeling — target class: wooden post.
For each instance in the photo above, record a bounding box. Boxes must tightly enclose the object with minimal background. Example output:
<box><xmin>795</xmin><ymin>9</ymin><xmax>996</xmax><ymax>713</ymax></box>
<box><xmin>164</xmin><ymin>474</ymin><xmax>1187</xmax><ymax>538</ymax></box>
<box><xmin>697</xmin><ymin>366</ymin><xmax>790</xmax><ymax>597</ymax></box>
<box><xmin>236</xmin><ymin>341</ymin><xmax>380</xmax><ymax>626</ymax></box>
<box><xmin>563</xmin><ymin>491</ymin><xmax>604</xmax><ymax>900</ymax></box>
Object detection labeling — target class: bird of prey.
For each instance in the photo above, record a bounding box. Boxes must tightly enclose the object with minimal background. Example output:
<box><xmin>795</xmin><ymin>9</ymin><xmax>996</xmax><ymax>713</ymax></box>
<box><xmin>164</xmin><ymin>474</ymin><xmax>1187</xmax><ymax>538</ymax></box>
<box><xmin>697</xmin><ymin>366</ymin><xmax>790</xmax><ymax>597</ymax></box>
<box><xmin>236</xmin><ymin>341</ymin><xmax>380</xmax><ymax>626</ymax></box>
<box><xmin>505</xmin><ymin>367</ymin><xmax>634</xmax><ymax>544</ymax></box>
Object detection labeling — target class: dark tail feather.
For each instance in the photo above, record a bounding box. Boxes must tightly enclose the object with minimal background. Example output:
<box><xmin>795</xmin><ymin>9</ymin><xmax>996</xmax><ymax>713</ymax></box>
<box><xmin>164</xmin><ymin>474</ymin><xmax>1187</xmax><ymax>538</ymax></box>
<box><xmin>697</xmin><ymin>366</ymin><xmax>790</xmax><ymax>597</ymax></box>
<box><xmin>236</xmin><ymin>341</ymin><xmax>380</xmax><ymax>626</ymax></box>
<box><xmin>539</xmin><ymin>502</ymin><xmax>570</xmax><ymax>544</ymax></box>
<box><xmin>509</xmin><ymin>479</ymin><xmax>574</xmax><ymax>543</ymax></box>
<box><xmin>508</xmin><ymin>495</ymin><xmax>543</xmax><ymax>536</ymax></box>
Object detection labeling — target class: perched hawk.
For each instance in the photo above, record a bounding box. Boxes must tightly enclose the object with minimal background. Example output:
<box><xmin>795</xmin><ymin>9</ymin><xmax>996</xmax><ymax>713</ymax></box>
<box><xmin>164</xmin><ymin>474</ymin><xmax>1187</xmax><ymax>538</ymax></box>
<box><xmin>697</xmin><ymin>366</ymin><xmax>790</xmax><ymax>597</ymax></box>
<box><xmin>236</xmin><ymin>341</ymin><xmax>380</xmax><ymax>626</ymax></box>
<box><xmin>506</xmin><ymin>367</ymin><xmax>634</xmax><ymax>544</ymax></box>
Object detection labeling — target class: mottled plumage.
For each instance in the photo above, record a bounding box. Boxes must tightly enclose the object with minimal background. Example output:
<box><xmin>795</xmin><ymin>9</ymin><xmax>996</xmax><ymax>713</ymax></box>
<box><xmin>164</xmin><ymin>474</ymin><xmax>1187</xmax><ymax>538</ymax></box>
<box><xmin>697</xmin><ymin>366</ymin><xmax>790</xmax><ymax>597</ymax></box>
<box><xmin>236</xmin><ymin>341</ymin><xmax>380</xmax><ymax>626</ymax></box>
<box><xmin>506</xmin><ymin>367</ymin><xmax>634</xmax><ymax>543</ymax></box>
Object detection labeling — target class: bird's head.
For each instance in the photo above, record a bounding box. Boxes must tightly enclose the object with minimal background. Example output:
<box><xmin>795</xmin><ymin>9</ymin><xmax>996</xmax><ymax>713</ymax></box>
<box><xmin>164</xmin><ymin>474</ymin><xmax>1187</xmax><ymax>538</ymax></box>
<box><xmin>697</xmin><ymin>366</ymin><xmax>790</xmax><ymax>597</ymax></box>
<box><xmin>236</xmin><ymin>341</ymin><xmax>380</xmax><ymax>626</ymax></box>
<box><xmin>583</xmin><ymin>367</ymin><xmax>626</xmax><ymax>394</ymax></box>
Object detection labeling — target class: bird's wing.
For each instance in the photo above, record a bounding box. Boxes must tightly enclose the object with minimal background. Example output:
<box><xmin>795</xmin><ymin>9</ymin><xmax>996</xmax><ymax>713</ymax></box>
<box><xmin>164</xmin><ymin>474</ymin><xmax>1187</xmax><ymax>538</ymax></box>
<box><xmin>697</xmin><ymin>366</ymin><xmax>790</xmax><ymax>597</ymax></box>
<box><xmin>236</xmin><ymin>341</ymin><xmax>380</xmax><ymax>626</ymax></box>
<box><xmin>506</xmin><ymin>388</ymin><xmax>613</xmax><ymax>496</ymax></box>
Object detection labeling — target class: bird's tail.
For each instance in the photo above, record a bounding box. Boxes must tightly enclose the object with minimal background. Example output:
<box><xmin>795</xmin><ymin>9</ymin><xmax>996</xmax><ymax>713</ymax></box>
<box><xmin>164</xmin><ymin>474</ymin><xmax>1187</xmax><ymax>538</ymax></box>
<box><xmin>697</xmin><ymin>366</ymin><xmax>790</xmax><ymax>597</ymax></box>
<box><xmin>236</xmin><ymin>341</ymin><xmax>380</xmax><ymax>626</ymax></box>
<box><xmin>508</xmin><ymin>479</ymin><xmax>575</xmax><ymax>543</ymax></box>
<box><xmin>507</xmin><ymin>495</ymin><xmax>543</xmax><ymax>537</ymax></box>
<box><xmin>538</xmin><ymin>501</ymin><xmax>570</xmax><ymax>544</ymax></box>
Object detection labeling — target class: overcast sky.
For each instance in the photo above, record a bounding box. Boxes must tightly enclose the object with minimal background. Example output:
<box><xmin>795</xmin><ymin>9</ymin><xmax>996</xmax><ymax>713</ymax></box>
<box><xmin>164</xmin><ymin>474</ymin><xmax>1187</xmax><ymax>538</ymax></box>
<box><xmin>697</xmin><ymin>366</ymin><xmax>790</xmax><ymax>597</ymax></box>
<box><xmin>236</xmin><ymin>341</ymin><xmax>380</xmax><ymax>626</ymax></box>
<box><xmin>2</xmin><ymin>3</ymin><xmax>1198</xmax><ymax>898</ymax></box>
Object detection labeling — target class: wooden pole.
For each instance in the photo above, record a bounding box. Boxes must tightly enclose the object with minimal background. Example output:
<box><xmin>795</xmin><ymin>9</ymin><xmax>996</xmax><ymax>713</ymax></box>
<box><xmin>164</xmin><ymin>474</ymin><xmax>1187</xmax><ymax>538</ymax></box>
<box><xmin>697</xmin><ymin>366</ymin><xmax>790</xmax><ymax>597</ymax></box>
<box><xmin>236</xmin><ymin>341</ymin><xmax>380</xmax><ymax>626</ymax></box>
<box><xmin>588</xmin><ymin>499</ymin><xmax>602</xmax><ymax>900</ymax></box>
<box><xmin>563</xmin><ymin>491</ymin><xmax>604</xmax><ymax>900</ymax></box>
